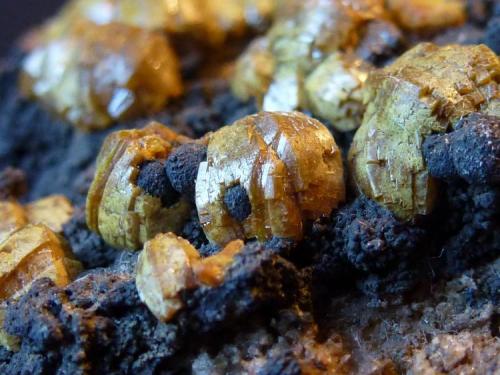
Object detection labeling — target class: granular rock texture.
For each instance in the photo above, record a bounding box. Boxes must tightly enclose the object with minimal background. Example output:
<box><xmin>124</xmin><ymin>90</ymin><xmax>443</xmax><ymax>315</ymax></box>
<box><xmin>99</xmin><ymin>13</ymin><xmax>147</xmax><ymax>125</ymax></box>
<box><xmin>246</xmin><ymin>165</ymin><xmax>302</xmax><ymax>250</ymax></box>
<box><xmin>310</xmin><ymin>195</ymin><xmax>426</xmax><ymax>306</ymax></box>
<box><xmin>62</xmin><ymin>207</ymin><xmax>121</xmax><ymax>269</ymax></box>
<box><xmin>411</xmin><ymin>331</ymin><xmax>499</xmax><ymax>374</ymax></box>
<box><xmin>0</xmin><ymin>242</ymin><xmax>314</xmax><ymax>374</ymax></box>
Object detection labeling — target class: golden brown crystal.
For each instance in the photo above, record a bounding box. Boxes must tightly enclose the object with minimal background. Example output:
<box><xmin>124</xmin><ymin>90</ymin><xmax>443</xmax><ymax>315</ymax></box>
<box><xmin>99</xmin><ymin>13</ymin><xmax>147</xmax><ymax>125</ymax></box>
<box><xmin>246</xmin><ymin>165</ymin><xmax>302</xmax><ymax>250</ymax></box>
<box><xmin>21</xmin><ymin>21</ymin><xmax>183</xmax><ymax>131</ymax></box>
<box><xmin>348</xmin><ymin>43</ymin><xmax>500</xmax><ymax>220</ymax></box>
<box><xmin>136</xmin><ymin>232</ymin><xmax>243</xmax><ymax>321</ymax></box>
<box><xmin>42</xmin><ymin>0</ymin><xmax>277</xmax><ymax>46</ymax></box>
<box><xmin>386</xmin><ymin>0</ymin><xmax>466</xmax><ymax>32</ymax></box>
<box><xmin>0</xmin><ymin>195</ymin><xmax>73</xmax><ymax>244</ymax></box>
<box><xmin>86</xmin><ymin>122</ymin><xmax>192</xmax><ymax>250</ymax></box>
<box><xmin>24</xmin><ymin>195</ymin><xmax>74</xmax><ymax>233</ymax></box>
<box><xmin>196</xmin><ymin>112</ymin><xmax>345</xmax><ymax>246</ymax></box>
<box><xmin>0</xmin><ymin>224</ymin><xmax>81</xmax><ymax>301</ymax></box>
<box><xmin>0</xmin><ymin>224</ymin><xmax>82</xmax><ymax>350</ymax></box>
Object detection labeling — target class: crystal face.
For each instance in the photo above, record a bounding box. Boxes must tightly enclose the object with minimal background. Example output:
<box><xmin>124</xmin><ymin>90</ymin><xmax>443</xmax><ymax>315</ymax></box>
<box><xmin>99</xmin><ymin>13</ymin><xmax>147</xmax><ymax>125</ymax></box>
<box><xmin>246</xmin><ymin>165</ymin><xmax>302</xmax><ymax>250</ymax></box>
<box><xmin>86</xmin><ymin>123</ymin><xmax>192</xmax><ymax>250</ymax></box>
<box><xmin>348</xmin><ymin>43</ymin><xmax>500</xmax><ymax>220</ymax></box>
<box><xmin>21</xmin><ymin>22</ymin><xmax>183</xmax><ymax>130</ymax></box>
<box><xmin>0</xmin><ymin>224</ymin><xmax>82</xmax><ymax>302</ymax></box>
<box><xmin>231</xmin><ymin>0</ymin><xmax>387</xmax><ymax>131</ymax></box>
<box><xmin>136</xmin><ymin>233</ymin><xmax>243</xmax><ymax>322</ymax></box>
<box><xmin>0</xmin><ymin>195</ymin><xmax>73</xmax><ymax>244</ymax></box>
<box><xmin>231</xmin><ymin>0</ymin><xmax>471</xmax><ymax>132</ymax></box>
<box><xmin>196</xmin><ymin>111</ymin><xmax>345</xmax><ymax>246</ymax></box>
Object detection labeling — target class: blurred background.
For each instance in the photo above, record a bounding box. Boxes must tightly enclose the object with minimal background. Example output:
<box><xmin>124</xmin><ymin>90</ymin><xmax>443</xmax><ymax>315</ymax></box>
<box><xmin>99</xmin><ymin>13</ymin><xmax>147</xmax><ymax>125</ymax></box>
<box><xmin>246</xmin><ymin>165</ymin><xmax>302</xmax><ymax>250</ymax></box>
<box><xmin>1</xmin><ymin>0</ymin><xmax>65</xmax><ymax>57</ymax></box>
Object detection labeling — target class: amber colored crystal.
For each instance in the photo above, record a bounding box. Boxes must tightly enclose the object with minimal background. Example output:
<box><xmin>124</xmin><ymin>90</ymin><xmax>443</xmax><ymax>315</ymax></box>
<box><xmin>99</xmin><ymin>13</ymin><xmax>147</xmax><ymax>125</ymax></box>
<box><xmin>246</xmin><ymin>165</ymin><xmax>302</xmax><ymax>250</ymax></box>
<box><xmin>21</xmin><ymin>21</ymin><xmax>183</xmax><ymax>131</ymax></box>
<box><xmin>0</xmin><ymin>224</ymin><xmax>81</xmax><ymax>301</ymax></box>
<box><xmin>196</xmin><ymin>112</ymin><xmax>345</xmax><ymax>246</ymax></box>
<box><xmin>386</xmin><ymin>0</ymin><xmax>466</xmax><ymax>32</ymax></box>
<box><xmin>136</xmin><ymin>233</ymin><xmax>243</xmax><ymax>322</ymax></box>
<box><xmin>231</xmin><ymin>0</ymin><xmax>386</xmax><ymax>129</ymax></box>
<box><xmin>348</xmin><ymin>43</ymin><xmax>500</xmax><ymax>220</ymax></box>
<box><xmin>42</xmin><ymin>0</ymin><xmax>277</xmax><ymax>46</ymax></box>
<box><xmin>0</xmin><ymin>195</ymin><xmax>73</xmax><ymax>244</ymax></box>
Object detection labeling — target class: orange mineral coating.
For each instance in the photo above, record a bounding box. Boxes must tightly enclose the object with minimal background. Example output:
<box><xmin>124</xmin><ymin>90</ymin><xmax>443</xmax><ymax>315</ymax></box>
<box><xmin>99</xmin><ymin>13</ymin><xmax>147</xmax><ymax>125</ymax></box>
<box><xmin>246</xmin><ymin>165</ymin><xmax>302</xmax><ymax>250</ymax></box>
<box><xmin>136</xmin><ymin>233</ymin><xmax>244</xmax><ymax>322</ymax></box>
<box><xmin>86</xmin><ymin>122</ymin><xmax>192</xmax><ymax>250</ymax></box>
<box><xmin>196</xmin><ymin>112</ymin><xmax>345</xmax><ymax>246</ymax></box>
<box><xmin>21</xmin><ymin>21</ymin><xmax>183</xmax><ymax>131</ymax></box>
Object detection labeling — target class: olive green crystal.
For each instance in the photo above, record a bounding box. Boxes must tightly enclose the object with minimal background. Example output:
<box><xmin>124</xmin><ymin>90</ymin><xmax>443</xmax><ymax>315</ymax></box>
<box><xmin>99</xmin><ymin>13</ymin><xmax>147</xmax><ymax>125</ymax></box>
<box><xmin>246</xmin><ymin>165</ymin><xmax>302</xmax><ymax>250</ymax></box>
<box><xmin>348</xmin><ymin>43</ymin><xmax>500</xmax><ymax>220</ymax></box>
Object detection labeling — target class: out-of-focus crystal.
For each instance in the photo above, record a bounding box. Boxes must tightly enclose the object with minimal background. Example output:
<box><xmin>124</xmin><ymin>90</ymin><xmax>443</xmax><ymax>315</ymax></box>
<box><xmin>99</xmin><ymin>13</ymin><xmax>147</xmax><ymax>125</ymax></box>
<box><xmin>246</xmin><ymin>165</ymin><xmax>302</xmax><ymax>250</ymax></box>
<box><xmin>21</xmin><ymin>21</ymin><xmax>183</xmax><ymax>131</ymax></box>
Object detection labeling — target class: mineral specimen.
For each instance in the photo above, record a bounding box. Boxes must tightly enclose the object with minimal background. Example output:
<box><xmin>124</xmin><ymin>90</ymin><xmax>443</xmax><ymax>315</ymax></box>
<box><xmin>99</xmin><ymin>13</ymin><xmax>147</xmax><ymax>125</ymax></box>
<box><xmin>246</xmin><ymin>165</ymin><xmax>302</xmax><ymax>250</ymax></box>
<box><xmin>348</xmin><ymin>43</ymin><xmax>499</xmax><ymax>220</ymax></box>
<box><xmin>304</xmin><ymin>53</ymin><xmax>372</xmax><ymax>132</ymax></box>
<box><xmin>231</xmin><ymin>0</ymin><xmax>388</xmax><ymax>128</ymax></box>
<box><xmin>137</xmin><ymin>234</ymin><xmax>303</xmax><ymax>331</ymax></box>
<box><xmin>196</xmin><ymin>111</ymin><xmax>345</xmax><ymax>245</ymax></box>
<box><xmin>136</xmin><ymin>233</ymin><xmax>244</xmax><ymax>321</ymax></box>
<box><xmin>0</xmin><ymin>224</ymin><xmax>82</xmax><ymax>349</ymax></box>
<box><xmin>0</xmin><ymin>224</ymin><xmax>81</xmax><ymax>302</ymax></box>
<box><xmin>41</xmin><ymin>0</ymin><xmax>278</xmax><ymax>46</ymax></box>
<box><xmin>386</xmin><ymin>0</ymin><xmax>466</xmax><ymax>32</ymax></box>
<box><xmin>21</xmin><ymin>21</ymin><xmax>183</xmax><ymax>130</ymax></box>
<box><xmin>0</xmin><ymin>195</ymin><xmax>73</xmax><ymax>243</ymax></box>
<box><xmin>87</xmin><ymin>112</ymin><xmax>344</xmax><ymax>248</ymax></box>
<box><xmin>86</xmin><ymin>122</ymin><xmax>192</xmax><ymax>250</ymax></box>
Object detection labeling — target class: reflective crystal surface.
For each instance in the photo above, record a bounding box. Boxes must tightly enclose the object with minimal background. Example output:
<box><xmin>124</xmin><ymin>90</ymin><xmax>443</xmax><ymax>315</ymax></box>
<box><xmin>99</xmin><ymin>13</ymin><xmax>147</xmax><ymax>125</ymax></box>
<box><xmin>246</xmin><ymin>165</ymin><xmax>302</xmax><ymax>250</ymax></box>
<box><xmin>21</xmin><ymin>22</ymin><xmax>183</xmax><ymax>130</ymax></box>
<box><xmin>86</xmin><ymin>123</ymin><xmax>192</xmax><ymax>250</ymax></box>
<box><xmin>348</xmin><ymin>43</ymin><xmax>500</xmax><ymax>220</ymax></box>
<box><xmin>196</xmin><ymin>112</ymin><xmax>345</xmax><ymax>246</ymax></box>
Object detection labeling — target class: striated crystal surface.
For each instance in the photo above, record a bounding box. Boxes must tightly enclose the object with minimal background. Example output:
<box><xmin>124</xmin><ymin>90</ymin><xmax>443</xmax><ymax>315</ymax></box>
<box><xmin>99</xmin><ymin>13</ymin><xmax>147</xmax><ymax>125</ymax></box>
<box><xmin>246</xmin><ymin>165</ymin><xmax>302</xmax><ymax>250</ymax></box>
<box><xmin>196</xmin><ymin>111</ymin><xmax>345</xmax><ymax>246</ymax></box>
<box><xmin>348</xmin><ymin>43</ymin><xmax>500</xmax><ymax>220</ymax></box>
<box><xmin>86</xmin><ymin>123</ymin><xmax>192</xmax><ymax>250</ymax></box>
